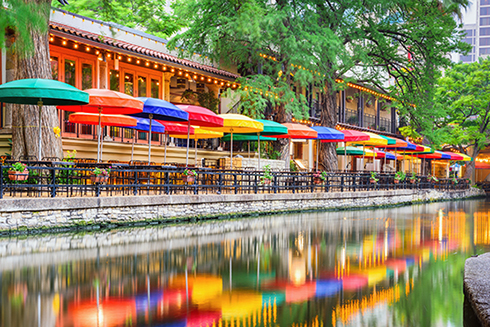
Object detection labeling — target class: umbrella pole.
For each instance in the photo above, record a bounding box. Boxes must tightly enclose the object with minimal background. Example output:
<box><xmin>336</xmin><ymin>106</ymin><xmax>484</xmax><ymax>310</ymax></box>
<box><xmin>130</xmin><ymin>130</ymin><xmax>135</xmax><ymax>163</ymax></box>
<box><xmin>97</xmin><ymin>108</ymin><xmax>102</xmax><ymax>163</ymax></box>
<box><xmin>148</xmin><ymin>114</ymin><xmax>153</xmax><ymax>164</ymax></box>
<box><xmin>384</xmin><ymin>147</ymin><xmax>387</xmax><ymax>172</ymax></box>
<box><xmin>248</xmin><ymin>141</ymin><xmax>250</xmax><ymax>159</ymax></box>
<box><xmin>257</xmin><ymin>133</ymin><xmax>261</xmax><ymax>170</ymax></box>
<box><xmin>344</xmin><ymin>142</ymin><xmax>347</xmax><ymax>172</ymax></box>
<box><xmin>164</xmin><ymin>133</ymin><xmax>167</xmax><ymax>164</ymax></box>
<box><xmin>230</xmin><ymin>131</ymin><xmax>234</xmax><ymax>169</ymax></box>
<box><xmin>394</xmin><ymin>148</ymin><xmax>397</xmax><ymax>172</ymax></box>
<box><xmin>195</xmin><ymin>139</ymin><xmax>198</xmax><ymax>166</ymax></box>
<box><xmin>316</xmin><ymin>141</ymin><xmax>319</xmax><ymax>171</ymax></box>
<box><xmin>362</xmin><ymin>145</ymin><xmax>365</xmax><ymax>171</ymax></box>
<box><xmin>185</xmin><ymin>121</ymin><xmax>190</xmax><ymax>167</ymax></box>
<box><xmin>37</xmin><ymin>100</ymin><xmax>43</xmax><ymax>161</ymax></box>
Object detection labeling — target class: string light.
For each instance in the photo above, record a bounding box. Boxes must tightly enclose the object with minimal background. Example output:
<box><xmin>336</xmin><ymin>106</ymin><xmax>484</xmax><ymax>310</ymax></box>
<box><xmin>62</xmin><ymin>40</ymin><xmax>67</xmax><ymax>46</ymax></box>
<box><xmin>85</xmin><ymin>47</ymin><xmax>90</xmax><ymax>52</ymax></box>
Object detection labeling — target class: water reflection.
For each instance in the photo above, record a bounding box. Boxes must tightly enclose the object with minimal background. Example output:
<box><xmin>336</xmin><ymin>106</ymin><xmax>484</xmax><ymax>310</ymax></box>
<box><xmin>0</xmin><ymin>200</ymin><xmax>488</xmax><ymax>327</ymax></box>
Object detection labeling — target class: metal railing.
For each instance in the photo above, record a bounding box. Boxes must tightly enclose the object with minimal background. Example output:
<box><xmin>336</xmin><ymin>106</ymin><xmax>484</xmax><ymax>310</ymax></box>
<box><xmin>0</xmin><ymin>164</ymin><xmax>470</xmax><ymax>199</ymax></box>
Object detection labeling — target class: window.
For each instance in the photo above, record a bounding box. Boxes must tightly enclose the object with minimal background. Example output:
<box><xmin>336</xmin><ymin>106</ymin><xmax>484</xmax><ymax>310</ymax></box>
<box><xmin>124</xmin><ymin>72</ymin><xmax>134</xmax><ymax>96</ymax></box>
<box><xmin>482</xmin><ymin>0</ymin><xmax>490</xmax><ymax>5</ymax></box>
<box><xmin>110</xmin><ymin>70</ymin><xmax>119</xmax><ymax>91</ymax></box>
<box><xmin>461</xmin><ymin>55</ymin><xmax>474</xmax><ymax>62</ymax></box>
<box><xmin>481</xmin><ymin>17</ymin><xmax>490</xmax><ymax>26</ymax></box>
<box><xmin>464</xmin><ymin>29</ymin><xmax>473</xmax><ymax>37</ymax></box>
<box><xmin>138</xmin><ymin>131</ymin><xmax>147</xmax><ymax>141</ymax></box>
<box><xmin>81</xmin><ymin>63</ymin><xmax>93</xmax><ymax>90</ymax></box>
<box><xmin>138</xmin><ymin>76</ymin><xmax>147</xmax><ymax>97</ymax></box>
<box><xmin>176</xmin><ymin>78</ymin><xmax>186</xmax><ymax>89</ymax></box>
<box><xmin>481</xmin><ymin>48</ymin><xmax>490</xmax><ymax>54</ymax></box>
<box><xmin>64</xmin><ymin>59</ymin><xmax>76</xmax><ymax>86</ymax></box>
<box><xmin>481</xmin><ymin>27</ymin><xmax>490</xmax><ymax>36</ymax></box>
<box><xmin>481</xmin><ymin>38</ymin><xmax>490</xmax><ymax>46</ymax></box>
<box><xmin>483</xmin><ymin>7</ymin><xmax>490</xmax><ymax>15</ymax></box>
<box><xmin>151</xmin><ymin>79</ymin><xmax>159</xmax><ymax>98</ymax></box>
<box><xmin>50</xmin><ymin>56</ymin><xmax>59</xmax><ymax>80</ymax></box>
<box><xmin>463</xmin><ymin>37</ymin><xmax>474</xmax><ymax>45</ymax></box>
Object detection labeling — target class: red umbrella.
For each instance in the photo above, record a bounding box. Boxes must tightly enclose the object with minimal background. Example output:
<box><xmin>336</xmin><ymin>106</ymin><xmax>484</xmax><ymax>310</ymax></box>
<box><xmin>58</xmin><ymin>89</ymin><xmax>143</xmax><ymax>162</ymax></box>
<box><xmin>330</xmin><ymin>130</ymin><xmax>370</xmax><ymax>171</ymax></box>
<box><xmin>442</xmin><ymin>151</ymin><xmax>464</xmax><ymax>161</ymax></box>
<box><xmin>157</xmin><ymin>121</ymin><xmax>196</xmax><ymax>163</ymax></box>
<box><xmin>270</xmin><ymin>123</ymin><xmax>317</xmax><ymax>169</ymax></box>
<box><xmin>69</xmin><ymin>113</ymin><xmax>137</xmax><ymax>161</ymax></box>
<box><xmin>175</xmin><ymin>104</ymin><xmax>224</xmax><ymax>166</ymax></box>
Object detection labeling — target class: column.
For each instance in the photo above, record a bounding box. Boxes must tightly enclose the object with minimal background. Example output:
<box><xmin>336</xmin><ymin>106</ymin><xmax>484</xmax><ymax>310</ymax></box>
<box><xmin>375</xmin><ymin>98</ymin><xmax>380</xmax><ymax>130</ymax></box>
<box><xmin>162</xmin><ymin>72</ymin><xmax>174</xmax><ymax>101</ymax></box>
<box><xmin>391</xmin><ymin>102</ymin><xmax>396</xmax><ymax>133</ymax></box>
<box><xmin>308</xmin><ymin>139</ymin><xmax>314</xmax><ymax>171</ymax></box>
<box><xmin>99</xmin><ymin>61</ymin><xmax>108</xmax><ymax>89</ymax></box>
<box><xmin>341</xmin><ymin>90</ymin><xmax>346</xmax><ymax>123</ymax></box>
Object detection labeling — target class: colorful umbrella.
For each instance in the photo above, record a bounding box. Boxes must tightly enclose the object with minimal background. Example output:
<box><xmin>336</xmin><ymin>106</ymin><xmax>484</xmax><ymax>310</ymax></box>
<box><xmin>311</xmin><ymin>126</ymin><xmax>345</xmax><ymax>171</ymax></box>
<box><xmin>175</xmin><ymin>104</ymin><xmax>224</xmax><ymax>166</ymax></box>
<box><xmin>131</xmin><ymin>98</ymin><xmax>188</xmax><ymax>163</ymax></box>
<box><xmin>157</xmin><ymin>121</ymin><xmax>195</xmax><ymax>163</ymax></box>
<box><xmin>476</xmin><ymin>162</ymin><xmax>490</xmax><ymax>169</ymax></box>
<box><xmin>67</xmin><ymin>298</ymin><xmax>137</xmax><ymax>327</ymax></box>
<box><xmin>68</xmin><ymin>113</ymin><xmax>137</xmax><ymax>161</ymax></box>
<box><xmin>315</xmin><ymin>279</ymin><xmax>342</xmax><ymax>298</ymax></box>
<box><xmin>222</xmin><ymin>134</ymin><xmax>277</xmax><ymax>160</ymax></box>
<box><xmin>442</xmin><ymin>152</ymin><xmax>464</xmax><ymax>161</ymax></box>
<box><xmin>272</xmin><ymin>123</ymin><xmax>317</xmax><ymax>169</ymax></box>
<box><xmin>59</xmin><ymin>89</ymin><xmax>143</xmax><ymax>162</ymax></box>
<box><xmin>340</xmin><ymin>275</ymin><xmax>369</xmax><ymax>291</ymax></box>
<box><xmin>206</xmin><ymin>114</ymin><xmax>263</xmax><ymax>168</ymax></box>
<box><xmin>171</xmin><ymin>128</ymin><xmax>224</xmax><ymax>165</ymax></box>
<box><xmin>126</xmin><ymin>117</ymin><xmax>165</xmax><ymax>163</ymax></box>
<box><xmin>336</xmin><ymin>146</ymin><xmax>365</xmax><ymax>156</ymax></box>
<box><xmin>0</xmin><ymin>78</ymin><xmax>89</xmax><ymax>160</ymax></box>
<box><xmin>332</xmin><ymin>130</ymin><xmax>369</xmax><ymax>171</ymax></box>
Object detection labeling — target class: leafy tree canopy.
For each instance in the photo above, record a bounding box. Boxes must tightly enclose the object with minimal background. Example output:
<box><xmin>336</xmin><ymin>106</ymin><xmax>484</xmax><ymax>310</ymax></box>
<box><xmin>434</xmin><ymin>58</ymin><xmax>490</xmax><ymax>173</ymax></box>
<box><xmin>51</xmin><ymin>0</ymin><xmax>184</xmax><ymax>39</ymax></box>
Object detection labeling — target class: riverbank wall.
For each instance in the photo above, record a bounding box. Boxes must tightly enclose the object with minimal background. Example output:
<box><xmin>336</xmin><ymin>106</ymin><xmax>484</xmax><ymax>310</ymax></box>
<box><xmin>0</xmin><ymin>188</ymin><xmax>483</xmax><ymax>234</ymax></box>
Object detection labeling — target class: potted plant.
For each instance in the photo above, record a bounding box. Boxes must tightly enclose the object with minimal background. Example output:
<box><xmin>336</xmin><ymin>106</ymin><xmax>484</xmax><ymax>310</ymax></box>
<box><xmin>346</xmin><ymin>96</ymin><xmax>354</xmax><ymax>103</ymax></box>
<box><xmin>313</xmin><ymin>171</ymin><xmax>327</xmax><ymax>184</ymax></box>
<box><xmin>90</xmin><ymin>167</ymin><xmax>111</xmax><ymax>184</ymax></box>
<box><xmin>8</xmin><ymin>162</ymin><xmax>29</xmax><ymax>181</ymax></box>
<box><xmin>451</xmin><ymin>177</ymin><xmax>458</xmax><ymax>185</ymax></box>
<box><xmin>428</xmin><ymin>175</ymin><xmax>439</xmax><ymax>183</ymax></box>
<box><xmin>183</xmin><ymin>168</ymin><xmax>197</xmax><ymax>183</ymax></box>
<box><xmin>260</xmin><ymin>164</ymin><xmax>273</xmax><ymax>185</ymax></box>
<box><xmin>366</xmin><ymin>99</ymin><xmax>373</xmax><ymax>108</ymax></box>
<box><xmin>409</xmin><ymin>172</ymin><xmax>417</xmax><ymax>184</ymax></box>
<box><xmin>394</xmin><ymin>171</ymin><xmax>406</xmax><ymax>184</ymax></box>
<box><xmin>370</xmin><ymin>171</ymin><xmax>379</xmax><ymax>184</ymax></box>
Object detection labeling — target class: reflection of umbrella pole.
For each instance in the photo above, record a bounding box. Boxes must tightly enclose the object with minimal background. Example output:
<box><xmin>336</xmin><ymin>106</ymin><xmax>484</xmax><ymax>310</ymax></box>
<box><xmin>130</xmin><ymin>131</ymin><xmax>135</xmax><ymax>163</ymax></box>
<box><xmin>164</xmin><ymin>133</ymin><xmax>167</xmax><ymax>163</ymax></box>
<box><xmin>257</xmin><ymin>133</ymin><xmax>261</xmax><ymax>170</ymax></box>
<box><xmin>148</xmin><ymin>114</ymin><xmax>153</xmax><ymax>164</ymax></box>
<box><xmin>185</xmin><ymin>121</ymin><xmax>190</xmax><ymax>167</ymax></box>
<box><xmin>37</xmin><ymin>100</ymin><xmax>43</xmax><ymax>161</ymax></box>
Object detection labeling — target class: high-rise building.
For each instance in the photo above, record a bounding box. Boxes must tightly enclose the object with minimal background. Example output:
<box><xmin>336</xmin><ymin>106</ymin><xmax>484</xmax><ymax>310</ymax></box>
<box><xmin>456</xmin><ymin>1</ymin><xmax>490</xmax><ymax>63</ymax></box>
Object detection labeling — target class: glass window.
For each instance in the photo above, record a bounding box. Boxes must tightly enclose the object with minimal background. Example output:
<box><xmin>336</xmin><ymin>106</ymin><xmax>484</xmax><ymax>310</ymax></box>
<box><xmin>110</xmin><ymin>70</ymin><xmax>120</xmax><ymax>91</ymax></box>
<box><xmin>461</xmin><ymin>55</ymin><xmax>473</xmax><ymax>62</ymax></box>
<box><xmin>481</xmin><ymin>48</ymin><xmax>490</xmax><ymax>54</ymax></box>
<box><xmin>482</xmin><ymin>0</ymin><xmax>490</xmax><ymax>5</ymax></box>
<box><xmin>151</xmin><ymin>79</ymin><xmax>159</xmax><ymax>98</ymax></box>
<box><xmin>64</xmin><ymin>59</ymin><xmax>76</xmax><ymax>87</ymax></box>
<box><xmin>124</xmin><ymin>72</ymin><xmax>134</xmax><ymax>96</ymax></box>
<box><xmin>464</xmin><ymin>29</ymin><xmax>473</xmax><ymax>37</ymax></box>
<box><xmin>481</xmin><ymin>27</ymin><xmax>490</xmax><ymax>36</ymax></box>
<box><xmin>50</xmin><ymin>56</ymin><xmax>59</xmax><ymax>80</ymax></box>
<box><xmin>81</xmin><ymin>63</ymin><xmax>93</xmax><ymax>90</ymax></box>
<box><xmin>138</xmin><ymin>76</ymin><xmax>147</xmax><ymax>97</ymax></box>
<box><xmin>463</xmin><ymin>37</ymin><xmax>473</xmax><ymax>45</ymax></box>
<box><xmin>481</xmin><ymin>38</ymin><xmax>490</xmax><ymax>46</ymax></box>
<box><xmin>138</xmin><ymin>131</ymin><xmax>147</xmax><ymax>141</ymax></box>
<box><xmin>481</xmin><ymin>17</ymin><xmax>490</xmax><ymax>26</ymax></box>
<box><xmin>482</xmin><ymin>7</ymin><xmax>490</xmax><ymax>15</ymax></box>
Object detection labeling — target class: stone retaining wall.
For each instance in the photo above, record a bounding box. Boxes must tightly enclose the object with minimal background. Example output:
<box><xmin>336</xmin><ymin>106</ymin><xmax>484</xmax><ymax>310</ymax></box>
<box><xmin>0</xmin><ymin>188</ymin><xmax>483</xmax><ymax>232</ymax></box>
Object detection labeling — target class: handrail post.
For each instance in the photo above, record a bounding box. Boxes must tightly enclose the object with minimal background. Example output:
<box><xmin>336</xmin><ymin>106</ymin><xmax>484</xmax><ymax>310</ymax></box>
<box><xmin>0</xmin><ymin>163</ymin><xmax>3</xmax><ymax>199</ymax></box>
<box><xmin>133</xmin><ymin>170</ymin><xmax>139</xmax><ymax>196</ymax></box>
<box><xmin>51</xmin><ymin>167</ymin><xmax>57</xmax><ymax>198</ymax></box>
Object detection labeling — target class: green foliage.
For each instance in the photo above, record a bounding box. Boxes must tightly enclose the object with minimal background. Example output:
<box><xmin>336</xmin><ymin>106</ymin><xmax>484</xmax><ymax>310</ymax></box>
<box><xmin>370</xmin><ymin>171</ymin><xmax>379</xmax><ymax>183</ymax></box>
<box><xmin>260</xmin><ymin>164</ymin><xmax>273</xmax><ymax>184</ymax></box>
<box><xmin>409</xmin><ymin>171</ymin><xmax>418</xmax><ymax>181</ymax></box>
<box><xmin>0</xmin><ymin>0</ymin><xmax>50</xmax><ymax>57</ymax></box>
<box><xmin>395</xmin><ymin>171</ymin><xmax>406</xmax><ymax>181</ymax></box>
<box><xmin>92</xmin><ymin>167</ymin><xmax>111</xmax><ymax>176</ymax></box>
<box><xmin>181</xmin><ymin>89</ymin><xmax>220</xmax><ymax>113</ymax></box>
<box><xmin>183</xmin><ymin>168</ymin><xmax>196</xmax><ymax>176</ymax></box>
<box><xmin>399</xmin><ymin>126</ymin><xmax>421</xmax><ymax>140</ymax></box>
<box><xmin>433</xmin><ymin>58</ymin><xmax>490</xmax><ymax>159</ymax></box>
<box><xmin>313</xmin><ymin>171</ymin><xmax>327</xmax><ymax>181</ymax></box>
<box><xmin>9</xmin><ymin>162</ymin><xmax>27</xmax><ymax>172</ymax></box>
<box><xmin>428</xmin><ymin>174</ymin><xmax>439</xmax><ymax>182</ymax></box>
<box><xmin>289</xmin><ymin>160</ymin><xmax>297</xmax><ymax>172</ymax></box>
<box><xmin>51</xmin><ymin>0</ymin><xmax>184</xmax><ymax>39</ymax></box>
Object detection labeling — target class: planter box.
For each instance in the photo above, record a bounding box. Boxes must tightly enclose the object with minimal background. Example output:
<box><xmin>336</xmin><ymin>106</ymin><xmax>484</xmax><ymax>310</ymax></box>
<box><xmin>8</xmin><ymin>170</ymin><xmax>29</xmax><ymax>181</ymax></box>
<box><xmin>90</xmin><ymin>175</ymin><xmax>109</xmax><ymax>184</ymax></box>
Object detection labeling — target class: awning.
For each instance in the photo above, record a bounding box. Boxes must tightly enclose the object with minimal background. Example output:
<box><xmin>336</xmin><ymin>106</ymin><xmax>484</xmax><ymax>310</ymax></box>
<box><xmin>311</xmin><ymin>126</ymin><xmax>344</xmax><ymax>141</ymax></box>
<box><xmin>274</xmin><ymin>123</ymin><xmax>318</xmax><ymax>139</ymax></box>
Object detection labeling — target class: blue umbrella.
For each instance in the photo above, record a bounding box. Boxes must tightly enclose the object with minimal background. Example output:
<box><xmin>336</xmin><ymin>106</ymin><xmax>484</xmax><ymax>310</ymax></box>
<box><xmin>315</xmin><ymin>279</ymin><xmax>342</xmax><ymax>298</ymax></box>
<box><xmin>311</xmin><ymin>126</ymin><xmax>345</xmax><ymax>171</ymax></box>
<box><xmin>134</xmin><ymin>290</ymin><xmax>164</xmax><ymax>313</ymax></box>
<box><xmin>126</xmin><ymin>117</ymin><xmax>165</xmax><ymax>162</ymax></box>
<box><xmin>132</xmin><ymin>97</ymin><xmax>188</xmax><ymax>163</ymax></box>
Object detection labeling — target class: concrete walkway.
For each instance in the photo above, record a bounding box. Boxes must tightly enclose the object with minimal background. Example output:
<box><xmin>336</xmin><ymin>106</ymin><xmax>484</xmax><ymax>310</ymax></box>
<box><xmin>464</xmin><ymin>253</ymin><xmax>490</xmax><ymax>327</ymax></box>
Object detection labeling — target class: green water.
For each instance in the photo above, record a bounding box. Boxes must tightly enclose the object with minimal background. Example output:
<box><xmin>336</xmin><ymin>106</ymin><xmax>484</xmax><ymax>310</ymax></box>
<box><xmin>0</xmin><ymin>199</ymin><xmax>488</xmax><ymax>327</ymax></box>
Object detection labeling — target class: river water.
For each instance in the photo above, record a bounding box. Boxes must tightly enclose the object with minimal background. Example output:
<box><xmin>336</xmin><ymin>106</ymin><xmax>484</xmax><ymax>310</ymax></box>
<box><xmin>1</xmin><ymin>199</ymin><xmax>489</xmax><ymax>327</ymax></box>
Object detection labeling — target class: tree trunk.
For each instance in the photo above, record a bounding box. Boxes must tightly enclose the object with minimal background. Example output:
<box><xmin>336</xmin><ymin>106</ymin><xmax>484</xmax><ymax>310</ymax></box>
<box><xmin>274</xmin><ymin>103</ymin><xmax>291</xmax><ymax>168</ymax></box>
<box><xmin>11</xmin><ymin>0</ymin><xmax>63</xmax><ymax>160</ymax></box>
<box><xmin>319</xmin><ymin>81</ymin><xmax>338</xmax><ymax>171</ymax></box>
<box><xmin>463</xmin><ymin>146</ymin><xmax>479</xmax><ymax>179</ymax></box>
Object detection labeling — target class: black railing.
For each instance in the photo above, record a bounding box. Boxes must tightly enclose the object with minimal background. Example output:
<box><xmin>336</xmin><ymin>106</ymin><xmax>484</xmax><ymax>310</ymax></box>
<box><xmin>0</xmin><ymin>164</ymin><xmax>470</xmax><ymax>199</ymax></box>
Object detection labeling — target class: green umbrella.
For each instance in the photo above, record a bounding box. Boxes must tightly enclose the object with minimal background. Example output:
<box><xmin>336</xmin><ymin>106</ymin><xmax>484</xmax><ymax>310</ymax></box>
<box><xmin>336</xmin><ymin>146</ymin><xmax>365</xmax><ymax>156</ymax></box>
<box><xmin>242</xmin><ymin>119</ymin><xmax>288</xmax><ymax>169</ymax></box>
<box><xmin>0</xmin><ymin>79</ymin><xmax>89</xmax><ymax>160</ymax></box>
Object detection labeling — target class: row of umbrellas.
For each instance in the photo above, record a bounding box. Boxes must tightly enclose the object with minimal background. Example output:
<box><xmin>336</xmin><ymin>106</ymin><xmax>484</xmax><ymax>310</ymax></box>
<box><xmin>0</xmin><ymin>78</ymin><xmax>472</xmax><ymax>170</ymax></box>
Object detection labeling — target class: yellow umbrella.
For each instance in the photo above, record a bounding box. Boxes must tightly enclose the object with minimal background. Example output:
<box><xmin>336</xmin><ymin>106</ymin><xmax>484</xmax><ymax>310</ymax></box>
<box><xmin>168</xmin><ymin>274</ymin><xmax>223</xmax><ymax>306</ymax></box>
<box><xmin>171</xmin><ymin>127</ymin><xmax>224</xmax><ymax>165</ymax></box>
<box><xmin>458</xmin><ymin>153</ymin><xmax>472</xmax><ymax>161</ymax></box>
<box><xmin>206</xmin><ymin>114</ymin><xmax>264</xmax><ymax>168</ymax></box>
<box><xmin>216</xmin><ymin>291</ymin><xmax>263</xmax><ymax>319</ymax></box>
